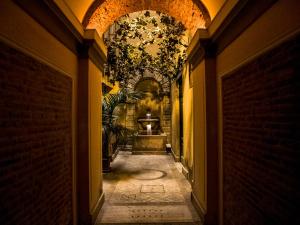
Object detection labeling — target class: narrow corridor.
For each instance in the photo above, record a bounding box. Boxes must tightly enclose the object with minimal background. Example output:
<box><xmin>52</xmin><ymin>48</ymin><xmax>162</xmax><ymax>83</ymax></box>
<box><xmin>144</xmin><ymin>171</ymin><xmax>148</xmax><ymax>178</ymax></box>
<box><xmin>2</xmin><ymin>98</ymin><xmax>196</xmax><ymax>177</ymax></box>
<box><xmin>96</xmin><ymin>152</ymin><xmax>201</xmax><ymax>224</ymax></box>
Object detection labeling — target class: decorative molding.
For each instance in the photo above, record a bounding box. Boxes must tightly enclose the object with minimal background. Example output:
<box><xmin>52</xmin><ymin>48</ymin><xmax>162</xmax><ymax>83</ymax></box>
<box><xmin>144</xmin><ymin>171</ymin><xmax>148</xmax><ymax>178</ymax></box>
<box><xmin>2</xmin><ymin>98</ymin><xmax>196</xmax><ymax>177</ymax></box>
<box><xmin>188</xmin><ymin>39</ymin><xmax>215</xmax><ymax>72</ymax></box>
<box><xmin>191</xmin><ymin>191</ymin><xmax>205</xmax><ymax>222</ymax></box>
<box><xmin>218</xmin><ymin>28</ymin><xmax>300</xmax><ymax>79</ymax></box>
<box><xmin>91</xmin><ymin>192</ymin><xmax>105</xmax><ymax>224</ymax></box>
<box><xmin>211</xmin><ymin>0</ymin><xmax>277</xmax><ymax>54</ymax></box>
<box><xmin>188</xmin><ymin>42</ymin><xmax>205</xmax><ymax>71</ymax></box>
<box><xmin>0</xmin><ymin>35</ymin><xmax>72</xmax><ymax>78</ymax></box>
<box><xmin>79</xmin><ymin>39</ymin><xmax>106</xmax><ymax>72</ymax></box>
<box><xmin>187</xmin><ymin>30</ymin><xmax>215</xmax><ymax>71</ymax></box>
<box><xmin>170</xmin><ymin>149</ymin><xmax>180</xmax><ymax>162</ymax></box>
<box><xmin>14</xmin><ymin>0</ymin><xmax>107</xmax><ymax>72</ymax></box>
<box><xmin>78</xmin><ymin>29</ymin><xmax>106</xmax><ymax>71</ymax></box>
<box><xmin>52</xmin><ymin>0</ymin><xmax>85</xmax><ymax>34</ymax></box>
<box><xmin>82</xmin><ymin>0</ymin><xmax>105</xmax><ymax>28</ymax></box>
<box><xmin>217</xmin><ymin>76</ymin><xmax>224</xmax><ymax>225</ymax></box>
<box><xmin>187</xmin><ymin>0</ymin><xmax>277</xmax><ymax>68</ymax></box>
<box><xmin>182</xmin><ymin>165</ymin><xmax>190</xmax><ymax>181</ymax></box>
<box><xmin>187</xmin><ymin>29</ymin><xmax>208</xmax><ymax>58</ymax></box>
<box><xmin>14</xmin><ymin>0</ymin><xmax>83</xmax><ymax>54</ymax></box>
<box><xmin>192</xmin><ymin>0</ymin><xmax>212</xmax><ymax>27</ymax></box>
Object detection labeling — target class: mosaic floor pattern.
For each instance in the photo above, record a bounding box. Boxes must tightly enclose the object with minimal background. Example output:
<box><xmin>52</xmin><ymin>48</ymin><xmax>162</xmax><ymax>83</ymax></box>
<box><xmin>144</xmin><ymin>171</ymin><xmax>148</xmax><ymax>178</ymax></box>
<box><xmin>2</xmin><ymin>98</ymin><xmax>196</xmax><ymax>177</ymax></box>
<box><xmin>96</xmin><ymin>152</ymin><xmax>202</xmax><ymax>224</ymax></box>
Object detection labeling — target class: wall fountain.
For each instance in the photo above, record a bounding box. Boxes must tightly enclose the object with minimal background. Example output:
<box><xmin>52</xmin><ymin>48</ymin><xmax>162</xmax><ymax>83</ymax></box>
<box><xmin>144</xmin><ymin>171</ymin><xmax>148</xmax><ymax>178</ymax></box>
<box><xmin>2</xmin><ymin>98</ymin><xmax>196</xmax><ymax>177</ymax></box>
<box><xmin>132</xmin><ymin>112</ymin><xmax>167</xmax><ymax>154</ymax></box>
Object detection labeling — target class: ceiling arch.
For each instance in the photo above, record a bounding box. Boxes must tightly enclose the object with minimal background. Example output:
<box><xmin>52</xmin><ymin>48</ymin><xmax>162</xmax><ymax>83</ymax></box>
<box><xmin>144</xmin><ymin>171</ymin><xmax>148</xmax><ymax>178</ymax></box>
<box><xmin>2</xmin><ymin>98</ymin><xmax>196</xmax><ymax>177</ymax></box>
<box><xmin>127</xmin><ymin>71</ymin><xmax>170</xmax><ymax>94</ymax></box>
<box><xmin>62</xmin><ymin>0</ymin><xmax>226</xmax><ymax>26</ymax></box>
<box><xmin>82</xmin><ymin>0</ymin><xmax>211</xmax><ymax>36</ymax></box>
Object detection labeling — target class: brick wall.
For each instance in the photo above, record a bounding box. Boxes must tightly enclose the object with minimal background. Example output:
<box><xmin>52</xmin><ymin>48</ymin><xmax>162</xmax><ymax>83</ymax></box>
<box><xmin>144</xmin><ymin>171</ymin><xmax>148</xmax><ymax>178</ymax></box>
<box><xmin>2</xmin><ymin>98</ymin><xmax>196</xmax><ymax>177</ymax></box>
<box><xmin>222</xmin><ymin>35</ymin><xmax>300</xmax><ymax>225</ymax></box>
<box><xmin>0</xmin><ymin>42</ymin><xmax>73</xmax><ymax>225</ymax></box>
<box><xmin>85</xmin><ymin>0</ymin><xmax>207</xmax><ymax>35</ymax></box>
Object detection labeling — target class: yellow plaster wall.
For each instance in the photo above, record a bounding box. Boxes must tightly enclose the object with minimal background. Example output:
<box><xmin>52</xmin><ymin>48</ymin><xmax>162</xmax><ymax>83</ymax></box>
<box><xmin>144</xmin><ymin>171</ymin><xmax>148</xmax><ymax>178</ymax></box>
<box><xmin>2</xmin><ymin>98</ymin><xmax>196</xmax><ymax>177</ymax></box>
<box><xmin>63</xmin><ymin>0</ymin><xmax>93</xmax><ymax>22</ymax></box>
<box><xmin>201</xmin><ymin>0</ymin><xmax>225</xmax><ymax>20</ymax></box>
<box><xmin>0</xmin><ymin>1</ymin><xmax>78</xmax><ymax>78</ymax></box>
<box><xmin>208</xmin><ymin>0</ymin><xmax>238</xmax><ymax>35</ymax></box>
<box><xmin>88</xmin><ymin>60</ymin><xmax>103</xmax><ymax>212</ymax></box>
<box><xmin>216</xmin><ymin>0</ymin><xmax>300</xmax><ymax>78</ymax></box>
<box><xmin>182</xmin><ymin>65</ymin><xmax>193</xmax><ymax>169</ymax></box>
<box><xmin>171</xmin><ymin>82</ymin><xmax>180</xmax><ymax>159</ymax></box>
<box><xmin>192</xmin><ymin>61</ymin><xmax>207</xmax><ymax>212</ymax></box>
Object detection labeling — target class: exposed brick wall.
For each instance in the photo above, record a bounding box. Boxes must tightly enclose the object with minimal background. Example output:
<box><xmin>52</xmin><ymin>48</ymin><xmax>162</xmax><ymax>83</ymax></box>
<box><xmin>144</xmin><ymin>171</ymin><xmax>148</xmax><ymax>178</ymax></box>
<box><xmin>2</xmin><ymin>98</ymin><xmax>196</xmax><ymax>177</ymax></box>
<box><xmin>0</xmin><ymin>42</ymin><xmax>73</xmax><ymax>225</ymax></box>
<box><xmin>84</xmin><ymin>0</ymin><xmax>208</xmax><ymax>35</ymax></box>
<box><xmin>222</xmin><ymin>35</ymin><xmax>300</xmax><ymax>225</ymax></box>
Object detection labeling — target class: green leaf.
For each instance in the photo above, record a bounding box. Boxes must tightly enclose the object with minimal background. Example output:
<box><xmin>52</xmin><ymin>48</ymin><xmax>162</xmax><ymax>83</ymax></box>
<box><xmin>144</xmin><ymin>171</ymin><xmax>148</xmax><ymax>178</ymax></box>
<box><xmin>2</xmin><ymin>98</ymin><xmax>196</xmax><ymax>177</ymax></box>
<box><xmin>144</xmin><ymin>11</ymin><xmax>150</xmax><ymax>17</ymax></box>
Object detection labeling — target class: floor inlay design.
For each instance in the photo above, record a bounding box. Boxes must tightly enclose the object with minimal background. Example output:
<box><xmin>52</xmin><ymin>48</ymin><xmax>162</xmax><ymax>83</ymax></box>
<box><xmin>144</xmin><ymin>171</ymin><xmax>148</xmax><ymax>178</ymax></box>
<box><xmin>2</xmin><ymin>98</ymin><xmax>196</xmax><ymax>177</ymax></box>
<box><xmin>110</xmin><ymin>180</ymin><xmax>185</xmax><ymax>204</ymax></box>
<box><xmin>96</xmin><ymin>152</ymin><xmax>202</xmax><ymax>224</ymax></box>
<box><xmin>140</xmin><ymin>185</ymin><xmax>165</xmax><ymax>193</ymax></box>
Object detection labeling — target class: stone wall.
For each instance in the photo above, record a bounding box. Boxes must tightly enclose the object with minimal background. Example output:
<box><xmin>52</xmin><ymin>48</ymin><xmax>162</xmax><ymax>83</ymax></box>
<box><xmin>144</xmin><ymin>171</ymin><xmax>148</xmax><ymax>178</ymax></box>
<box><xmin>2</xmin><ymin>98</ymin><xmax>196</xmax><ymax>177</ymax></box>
<box><xmin>123</xmin><ymin>95</ymin><xmax>171</xmax><ymax>144</ymax></box>
<box><xmin>222</xmin><ymin>35</ymin><xmax>300</xmax><ymax>225</ymax></box>
<box><xmin>161</xmin><ymin>95</ymin><xmax>172</xmax><ymax>144</ymax></box>
<box><xmin>0</xmin><ymin>42</ymin><xmax>73</xmax><ymax>225</ymax></box>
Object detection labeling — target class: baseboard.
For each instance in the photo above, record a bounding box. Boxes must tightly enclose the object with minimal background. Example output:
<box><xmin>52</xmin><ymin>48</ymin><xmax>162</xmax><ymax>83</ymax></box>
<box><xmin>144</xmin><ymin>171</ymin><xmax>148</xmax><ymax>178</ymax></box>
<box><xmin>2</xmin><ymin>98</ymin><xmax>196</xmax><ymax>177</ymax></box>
<box><xmin>111</xmin><ymin>147</ymin><xmax>120</xmax><ymax>161</ymax></box>
<box><xmin>191</xmin><ymin>191</ymin><xmax>205</xmax><ymax>222</ymax></box>
<box><xmin>181</xmin><ymin>165</ymin><xmax>189</xmax><ymax>180</ymax></box>
<box><xmin>171</xmin><ymin>149</ymin><xmax>180</xmax><ymax>162</ymax></box>
<box><xmin>132</xmin><ymin>151</ymin><xmax>167</xmax><ymax>155</ymax></box>
<box><xmin>91</xmin><ymin>191</ymin><xmax>105</xmax><ymax>224</ymax></box>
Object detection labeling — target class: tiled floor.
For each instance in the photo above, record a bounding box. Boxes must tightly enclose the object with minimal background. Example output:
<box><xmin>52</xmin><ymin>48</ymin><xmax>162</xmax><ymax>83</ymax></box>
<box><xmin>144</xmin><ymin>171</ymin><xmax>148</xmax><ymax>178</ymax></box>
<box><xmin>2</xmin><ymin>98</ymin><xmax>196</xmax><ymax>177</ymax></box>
<box><xmin>96</xmin><ymin>152</ymin><xmax>202</xmax><ymax>225</ymax></box>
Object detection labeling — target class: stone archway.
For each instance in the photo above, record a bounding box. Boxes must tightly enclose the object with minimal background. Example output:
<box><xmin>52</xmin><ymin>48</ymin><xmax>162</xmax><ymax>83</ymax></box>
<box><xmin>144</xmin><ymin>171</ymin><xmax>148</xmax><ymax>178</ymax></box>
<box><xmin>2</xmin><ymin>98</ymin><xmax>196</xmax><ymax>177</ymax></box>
<box><xmin>79</xmin><ymin>1</ymin><xmax>212</xmax><ymax>224</ymax></box>
<box><xmin>82</xmin><ymin>0</ymin><xmax>211</xmax><ymax>35</ymax></box>
<box><xmin>126</xmin><ymin>70</ymin><xmax>170</xmax><ymax>95</ymax></box>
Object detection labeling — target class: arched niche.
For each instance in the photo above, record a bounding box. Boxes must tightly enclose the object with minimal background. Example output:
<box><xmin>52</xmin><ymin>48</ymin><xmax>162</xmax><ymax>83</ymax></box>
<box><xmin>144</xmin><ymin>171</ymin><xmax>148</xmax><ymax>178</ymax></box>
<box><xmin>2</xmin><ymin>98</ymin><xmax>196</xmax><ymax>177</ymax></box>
<box><xmin>134</xmin><ymin>77</ymin><xmax>164</xmax><ymax>120</ymax></box>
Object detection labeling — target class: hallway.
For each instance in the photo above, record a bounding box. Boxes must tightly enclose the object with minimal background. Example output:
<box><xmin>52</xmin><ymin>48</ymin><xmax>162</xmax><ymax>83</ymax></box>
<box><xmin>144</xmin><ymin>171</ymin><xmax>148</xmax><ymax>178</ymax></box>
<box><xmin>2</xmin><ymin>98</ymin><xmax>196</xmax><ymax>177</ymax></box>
<box><xmin>96</xmin><ymin>152</ymin><xmax>201</xmax><ymax>224</ymax></box>
<box><xmin>1</xmin><ymin>1</ymin><xmax>299</xmax><ymax>225</ymax></box>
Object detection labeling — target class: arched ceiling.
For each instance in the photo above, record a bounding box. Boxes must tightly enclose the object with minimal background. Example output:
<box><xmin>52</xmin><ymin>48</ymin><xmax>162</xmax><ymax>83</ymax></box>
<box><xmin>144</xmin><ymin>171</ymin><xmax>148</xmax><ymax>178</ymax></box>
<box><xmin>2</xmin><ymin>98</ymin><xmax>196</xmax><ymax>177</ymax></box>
<box><xmin>83</xmin><ymin>0</ymin><xmax>210</xmax><ymax>35</ymax></box>
<box><xmin>63</xmin><ymin>0</ymin><xmax>226</xmax><ymax>34</ymax></box>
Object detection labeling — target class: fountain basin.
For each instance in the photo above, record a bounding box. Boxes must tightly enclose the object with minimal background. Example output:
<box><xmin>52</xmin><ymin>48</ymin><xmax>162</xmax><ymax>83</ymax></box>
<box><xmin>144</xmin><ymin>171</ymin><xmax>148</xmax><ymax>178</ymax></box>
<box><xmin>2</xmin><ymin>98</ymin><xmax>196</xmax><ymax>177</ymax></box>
<box><xmin>132</xmin><ymin>133</ymin><xmax>167</xmax><ymax>154</ymax></box>
<box><xmin>137</xmin><ymin>118</ymin><xmax>160</xmax><ymax>131</ymax></box>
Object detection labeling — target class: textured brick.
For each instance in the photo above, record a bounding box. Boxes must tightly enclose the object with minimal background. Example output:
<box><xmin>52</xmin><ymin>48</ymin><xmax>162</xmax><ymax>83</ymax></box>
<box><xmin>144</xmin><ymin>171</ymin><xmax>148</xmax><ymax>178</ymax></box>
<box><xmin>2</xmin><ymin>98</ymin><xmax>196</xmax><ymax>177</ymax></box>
<box><xmin>222</xmin><ymin>35</ymin><xmax>300</xmax><ymax>225</ymax></box>
<box><xmin>85</xmin><ymin>0</ymin><xmax>207</xmax><ymax>35</ymax></box>
<box><xmin>0</xmin><ymin>42</ymin><xmax>73</xmax><ymax>225</ymax></box>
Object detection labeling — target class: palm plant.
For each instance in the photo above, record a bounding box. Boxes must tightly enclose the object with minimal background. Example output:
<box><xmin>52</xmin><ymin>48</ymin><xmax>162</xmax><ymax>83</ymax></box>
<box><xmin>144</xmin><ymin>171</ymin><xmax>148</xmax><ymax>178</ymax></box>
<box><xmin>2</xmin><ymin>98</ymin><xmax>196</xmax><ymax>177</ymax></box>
<box><xmin>102</xmin><ymin>88</ymin><xmax>142</xmax><ymax>172</ymax></box>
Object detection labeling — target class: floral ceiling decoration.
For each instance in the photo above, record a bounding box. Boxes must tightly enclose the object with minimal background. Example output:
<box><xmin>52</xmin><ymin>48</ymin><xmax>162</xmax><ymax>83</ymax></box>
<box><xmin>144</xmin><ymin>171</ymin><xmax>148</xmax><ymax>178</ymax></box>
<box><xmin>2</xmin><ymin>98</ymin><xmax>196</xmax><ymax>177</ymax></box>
<box><xmin>104</xmin><ymin>10</ymin><xmax>188</xmax><ymax>88</ymax></box>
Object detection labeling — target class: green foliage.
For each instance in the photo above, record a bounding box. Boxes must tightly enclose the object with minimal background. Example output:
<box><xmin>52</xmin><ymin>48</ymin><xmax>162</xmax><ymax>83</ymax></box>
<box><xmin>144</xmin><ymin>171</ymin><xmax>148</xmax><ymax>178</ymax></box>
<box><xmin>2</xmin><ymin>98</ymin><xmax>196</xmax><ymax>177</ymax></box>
<box><xmin>104</xmin><ymin>11</ymin><xmax>187</xmax><ymax>85</ymax></box>
<box><xmin>102</xmin><ymin>88</ymin><xmax>143</xmax><ymax>155</ymax></box>
<box><xmin>102</xmin><ymin>88</ymin><xmax>142</xmax><ymax>132</ymax></box>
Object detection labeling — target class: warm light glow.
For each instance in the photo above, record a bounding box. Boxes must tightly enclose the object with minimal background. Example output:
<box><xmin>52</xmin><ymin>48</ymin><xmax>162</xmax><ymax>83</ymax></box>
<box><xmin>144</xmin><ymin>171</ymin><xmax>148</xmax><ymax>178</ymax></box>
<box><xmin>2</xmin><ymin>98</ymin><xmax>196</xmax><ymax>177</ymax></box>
<box><xmin>146</xmin><ymin>124</ymin><xmax>152</xmax><ymax>135</ymax></box>
<box><xmin>86</xmin><ymin>0</ymin><xmax>207</xmax><ymax>36</ymax></box>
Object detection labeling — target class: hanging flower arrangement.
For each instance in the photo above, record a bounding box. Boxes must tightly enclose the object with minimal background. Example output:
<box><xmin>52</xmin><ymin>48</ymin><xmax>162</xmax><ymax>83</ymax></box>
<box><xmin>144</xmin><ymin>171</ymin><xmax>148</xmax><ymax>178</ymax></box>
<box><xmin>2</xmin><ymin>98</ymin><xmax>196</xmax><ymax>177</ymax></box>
<box><xmin>104</xmin><ymin>10</ymin><xmax>188</xmax><ymax>85</ymax></box>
